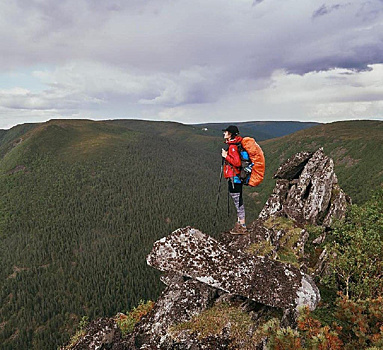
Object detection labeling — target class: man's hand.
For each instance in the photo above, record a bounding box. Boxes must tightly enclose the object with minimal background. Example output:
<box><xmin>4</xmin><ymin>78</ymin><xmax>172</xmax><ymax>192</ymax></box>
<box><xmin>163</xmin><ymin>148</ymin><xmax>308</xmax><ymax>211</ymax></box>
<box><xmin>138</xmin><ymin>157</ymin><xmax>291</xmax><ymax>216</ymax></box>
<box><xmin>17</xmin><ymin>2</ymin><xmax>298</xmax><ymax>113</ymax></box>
<box><xmin>221</xmin><ymin>148</ymin><xmax>228</xmax><ymax>158</ymax></box>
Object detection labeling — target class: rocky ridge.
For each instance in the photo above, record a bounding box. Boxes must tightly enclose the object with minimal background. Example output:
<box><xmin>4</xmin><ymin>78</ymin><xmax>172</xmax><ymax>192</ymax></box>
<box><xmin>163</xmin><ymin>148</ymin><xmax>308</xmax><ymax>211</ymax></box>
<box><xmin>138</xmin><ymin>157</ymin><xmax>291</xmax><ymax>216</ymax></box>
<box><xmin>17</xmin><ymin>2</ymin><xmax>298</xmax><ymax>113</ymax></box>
<box><xmin>62</xmin><ymin>148</ymin><xmax>350</xmax><ymax>350</ymax></box>
<box><xmin>147</xmin><ymin>227</ymin><xmax>319</xmax><ymax>311</ymax></box>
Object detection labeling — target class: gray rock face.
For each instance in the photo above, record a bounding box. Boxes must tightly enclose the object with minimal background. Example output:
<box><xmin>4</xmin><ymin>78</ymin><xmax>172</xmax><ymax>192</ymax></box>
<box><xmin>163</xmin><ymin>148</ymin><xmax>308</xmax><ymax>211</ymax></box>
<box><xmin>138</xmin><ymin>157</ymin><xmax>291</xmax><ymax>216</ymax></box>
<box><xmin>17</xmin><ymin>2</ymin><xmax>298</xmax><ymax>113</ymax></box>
<box><xmin>274</xmin><ymin>151</ymin><xmax>313</xmax><ymax>180</ymax></box>
<box><xmin>131</xmin><ymin>276</ymin><xmax>218</xmax><ymax>349</ymax></box>
<box><xmin>260</xmin><ymin>148</ymin><xmax>350</xmax><ymax>226</ymax></box>
<box><xmin>61</xmin><ymin>318</ymin><xmax>124</xmax><ymax>350</ymax></box>
<box><xmin>322</xmin><ymin>184</ymin><xmax>349</xmax><ymax>227</ymax></box>
<box><xmin>258</xmin><ymin>179</ymin><xmax>290</xmax><ymax>219</ymax></box>
<box><xmin>147</xmin><ymin>227</ymin><xmax>320</xmax><ymax>311</ymax></box>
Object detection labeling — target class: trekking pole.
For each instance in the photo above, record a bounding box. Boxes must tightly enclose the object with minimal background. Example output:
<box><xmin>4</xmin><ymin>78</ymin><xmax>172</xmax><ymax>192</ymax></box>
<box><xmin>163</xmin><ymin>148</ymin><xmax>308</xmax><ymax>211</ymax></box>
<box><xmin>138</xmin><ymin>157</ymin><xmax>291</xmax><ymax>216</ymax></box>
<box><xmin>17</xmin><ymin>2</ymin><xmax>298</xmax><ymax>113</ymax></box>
<box><xmin>227</xmin><ymin>188</ymin><xmax>230</xmax><ymax>217</ymax></box>
<box><xmin>213</xmin><ymin>158</ymin><xmax>225</xmax><ymax>227</ymax></box>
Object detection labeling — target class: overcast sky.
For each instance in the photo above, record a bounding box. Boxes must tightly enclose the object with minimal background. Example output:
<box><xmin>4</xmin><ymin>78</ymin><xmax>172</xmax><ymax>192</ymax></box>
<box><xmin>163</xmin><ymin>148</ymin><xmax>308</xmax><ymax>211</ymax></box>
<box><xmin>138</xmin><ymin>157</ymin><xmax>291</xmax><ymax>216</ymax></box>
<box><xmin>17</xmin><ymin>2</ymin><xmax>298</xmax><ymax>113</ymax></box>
<box><xmin>1</xmin><ymin>0</ymin><xmax>383</xmax><ymax>129</ymax></box>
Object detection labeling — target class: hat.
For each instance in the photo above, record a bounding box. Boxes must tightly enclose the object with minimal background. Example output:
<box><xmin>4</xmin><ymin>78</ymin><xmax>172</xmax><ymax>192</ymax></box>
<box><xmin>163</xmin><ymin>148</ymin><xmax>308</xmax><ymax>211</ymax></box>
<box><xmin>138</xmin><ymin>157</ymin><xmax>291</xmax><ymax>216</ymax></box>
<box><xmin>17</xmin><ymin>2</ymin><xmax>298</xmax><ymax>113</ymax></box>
<box><xmin>222</xmin><ymin>125</ymin><xmax>239</xmax><ymax>136</ymax></box>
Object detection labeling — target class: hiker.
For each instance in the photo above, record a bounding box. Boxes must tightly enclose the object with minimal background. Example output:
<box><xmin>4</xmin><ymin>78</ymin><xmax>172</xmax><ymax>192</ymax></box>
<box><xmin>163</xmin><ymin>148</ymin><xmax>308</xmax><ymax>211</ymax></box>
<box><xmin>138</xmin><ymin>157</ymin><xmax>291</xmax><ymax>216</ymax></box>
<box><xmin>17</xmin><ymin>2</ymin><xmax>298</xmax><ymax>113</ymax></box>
<box><xmin>221</xmin><ymin>125</ymin><xmax>248</xmax><ymax>235</ymax></box>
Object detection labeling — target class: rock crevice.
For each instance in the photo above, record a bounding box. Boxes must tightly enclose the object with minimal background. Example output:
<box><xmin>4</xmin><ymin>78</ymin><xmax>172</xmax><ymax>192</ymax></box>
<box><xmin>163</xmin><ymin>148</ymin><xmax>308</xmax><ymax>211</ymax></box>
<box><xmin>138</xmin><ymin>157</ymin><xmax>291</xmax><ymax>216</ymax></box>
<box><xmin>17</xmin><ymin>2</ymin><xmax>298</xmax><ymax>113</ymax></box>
<box><xmin>260</xmin><ymin>148</ymin><xmax>350</xmax><ymax>226</ymax></box>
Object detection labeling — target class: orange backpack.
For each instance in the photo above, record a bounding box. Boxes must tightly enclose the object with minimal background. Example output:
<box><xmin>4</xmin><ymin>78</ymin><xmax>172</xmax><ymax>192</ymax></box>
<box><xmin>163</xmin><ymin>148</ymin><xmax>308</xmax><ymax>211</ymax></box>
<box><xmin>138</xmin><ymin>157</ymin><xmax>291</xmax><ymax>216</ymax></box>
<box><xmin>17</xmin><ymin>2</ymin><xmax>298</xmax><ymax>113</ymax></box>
<box><xmin>241</xmin><ymin>137</ymin><xmax>265</xmax><ymax>187</ymax></box>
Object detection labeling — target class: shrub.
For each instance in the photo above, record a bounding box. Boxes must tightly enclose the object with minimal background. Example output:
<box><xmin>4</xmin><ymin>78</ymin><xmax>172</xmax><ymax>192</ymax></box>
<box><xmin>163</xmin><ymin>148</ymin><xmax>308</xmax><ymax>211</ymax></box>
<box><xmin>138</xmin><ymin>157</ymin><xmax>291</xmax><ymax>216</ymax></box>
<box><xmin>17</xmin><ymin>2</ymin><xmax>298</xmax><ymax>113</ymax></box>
<box><xmin>115</xmin><ymin>300</ymin><xmax>154</xmax><ymax>336</ymax></box>
<box><xmin>335</xmin><ymin>296</ymin><xmax>383</xmax><ymax>349</ymax></box>
<box><xmin>324</xmin><ymin>188</ymin><xmax>383</xmax><ymax>299</ymax></box>
<box><xmin>246</xmin><ymin>240</ymin><xmax>275</xmax><ymax>256</ymax></box>
<box><xmin>63</xmin><ymin>316</ymin><xmax>89</xmax><ymax>349</ymax></box>
<box><xmin>258</xmin><ymin>318</ymin><xmax>303</xmax><ymax>350</ymax></box>
<box><xmin>297</xmin><ymin>307</ymin><xmax>343</xmax><ymax>350</ymax></box>
<box><xmin>259</xmin><ymin>296</ymin><xmax>383</xmax><ymax>350</ymax></box>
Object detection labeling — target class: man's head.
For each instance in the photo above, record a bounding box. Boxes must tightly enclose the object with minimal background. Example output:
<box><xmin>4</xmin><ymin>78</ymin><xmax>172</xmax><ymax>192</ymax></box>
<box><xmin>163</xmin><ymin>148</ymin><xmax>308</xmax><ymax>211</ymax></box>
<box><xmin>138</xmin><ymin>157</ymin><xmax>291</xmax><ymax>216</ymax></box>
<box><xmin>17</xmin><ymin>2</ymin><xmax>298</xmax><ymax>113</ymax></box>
<box><xmin>223</xmin><ymin>125</ymin><xmax>239</xmax><ymax>139</ymax></box>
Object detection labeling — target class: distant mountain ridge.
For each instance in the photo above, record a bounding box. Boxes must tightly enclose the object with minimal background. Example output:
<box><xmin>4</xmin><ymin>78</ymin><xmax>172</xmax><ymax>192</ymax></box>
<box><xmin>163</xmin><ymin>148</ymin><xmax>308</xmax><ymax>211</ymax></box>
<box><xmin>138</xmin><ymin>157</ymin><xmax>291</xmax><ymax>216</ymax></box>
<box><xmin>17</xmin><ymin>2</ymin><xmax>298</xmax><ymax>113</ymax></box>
<box><xmin>194</xmin><ymin>121</ymin><xmax>321</xmax><ymax>140</ymax></box>
<box><xmin>0</xmin><ymin>119</ymin><xmax>320</xmax><ymax>147</ymax></box>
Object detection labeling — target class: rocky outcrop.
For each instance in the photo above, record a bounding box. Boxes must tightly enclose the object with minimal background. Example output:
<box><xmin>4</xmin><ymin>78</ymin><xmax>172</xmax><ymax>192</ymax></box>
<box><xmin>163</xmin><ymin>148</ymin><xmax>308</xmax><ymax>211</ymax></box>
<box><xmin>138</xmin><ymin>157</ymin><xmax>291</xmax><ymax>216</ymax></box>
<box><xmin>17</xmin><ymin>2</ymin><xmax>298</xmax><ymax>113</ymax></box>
<box><xmin>273</xmin><ymin>151</ymin><xmax>313</xmax><ymax>180</ymax></box>
<box><xmin>62</xmin><ymin>148</ymin><xmax>350</xmax><ymax>350</ymax></box>
<box><xmin>147</xmin><ymin>227</ymin><xmax>320</xmax><ymax>311</ymax></box>
<box><xmin>61</xmin><ymin>318</ymin><xmax>125</xmax><ymax>350</ymax></box>
<box><xmin>260</xmin><ymin>148</ymin><xmax>350</xmax><ymax>226</ymax></box>
<box><xmin>128</xmin><ymin>275</ymin><xmax>221</xmax><ymax>349</ymax></box>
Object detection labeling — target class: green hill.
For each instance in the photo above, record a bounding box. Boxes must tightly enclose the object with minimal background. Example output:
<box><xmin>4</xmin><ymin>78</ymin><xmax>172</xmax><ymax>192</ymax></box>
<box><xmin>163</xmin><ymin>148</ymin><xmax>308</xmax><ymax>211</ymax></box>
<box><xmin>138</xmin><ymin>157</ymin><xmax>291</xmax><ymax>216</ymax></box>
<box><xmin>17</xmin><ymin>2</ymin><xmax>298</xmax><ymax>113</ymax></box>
<box><xmin>254</xmin><ymin>120</ymin><xmax>383</xmax><ymax>209</ymax></box>
<box><xmin>0</xmin><ymin>129</ymin><xmax>6</xmax><ymax>143</ymax></box>
<box><xmin>0</xmin><ymin>123</ymin><xmax>38</xmax><ymax>147</ymax></box>
<box><xmin>0</xmin><ymin>119</ymin><xmax>239</xmax><ymax>349</ymax></box>
<box><xmin>0</xmin><ymin>119</ymin><xmax>382</xmax><ymax>349</ymax></box>
<box><xmin>195</xmin><ymin>121</ymin><xmax>321</xmax><ymax>140</ymax></box>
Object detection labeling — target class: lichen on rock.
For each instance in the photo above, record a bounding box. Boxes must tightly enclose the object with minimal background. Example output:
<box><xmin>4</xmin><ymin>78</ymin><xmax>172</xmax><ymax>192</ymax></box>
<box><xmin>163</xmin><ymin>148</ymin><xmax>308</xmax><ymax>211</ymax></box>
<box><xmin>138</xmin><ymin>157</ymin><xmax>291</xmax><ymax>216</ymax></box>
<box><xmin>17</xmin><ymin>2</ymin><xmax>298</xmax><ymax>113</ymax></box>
<box><xmin>260</xmin><ymin>148</ymin><xmax>350</xmax><ymax>227</ymax></box>
<box><xmin>147</xmin><ymin>226</ymin><xmax>320</xmax><ymax>311</ymax></box>
<box><xmin>61</xmin><ymin>318</ymin><xmax>124</xmax><ymax>350</ymax></box>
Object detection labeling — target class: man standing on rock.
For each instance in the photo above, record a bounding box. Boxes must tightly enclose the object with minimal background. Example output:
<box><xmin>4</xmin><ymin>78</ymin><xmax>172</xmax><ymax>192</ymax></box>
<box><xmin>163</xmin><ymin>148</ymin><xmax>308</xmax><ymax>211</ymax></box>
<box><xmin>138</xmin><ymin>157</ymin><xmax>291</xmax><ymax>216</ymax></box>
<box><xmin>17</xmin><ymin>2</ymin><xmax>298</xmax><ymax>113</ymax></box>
<box><xmin>221</xmin><ymin>125</ymin><xmax>248</xmax><ymax>235</ymax></box>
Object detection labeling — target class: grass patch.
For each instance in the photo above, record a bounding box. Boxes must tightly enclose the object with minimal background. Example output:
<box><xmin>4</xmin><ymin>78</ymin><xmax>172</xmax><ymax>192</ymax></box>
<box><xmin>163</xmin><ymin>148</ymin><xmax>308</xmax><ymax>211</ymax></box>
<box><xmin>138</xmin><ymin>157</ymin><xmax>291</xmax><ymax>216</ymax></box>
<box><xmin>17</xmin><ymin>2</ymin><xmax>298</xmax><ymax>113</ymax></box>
<box><xmin>115</xmin><ymin>300</ymin><xmax>154</xmax><ymax>336</ymax></box>
<box><xmin>246</xmin><ymin>240</ymin><xmax>275</xmax><ymax>256</ymax></box>
<box><xmin>264</xmin><ymin>216</ymin><xmax>297</xmax><ymax>231</ymax></box>
<box><xmin>169</xmin><ymin>302</ymin><xmax>266</xmax><ymax>349</ymax></box>
<box><xmin>264</xmin><ymin>216</ymin><xmax>303</xmax><ymax>267</ymax></box>
<box><xmin>277</xmin><ymin>250</ymin><xmax>299</xmax><ymax>267</ymax></box>
<box><xmin>278</xmin><ymin>228</ymin><xmax>301</xmax><ymax>249</ymax></box>
<box><xmin>62</xmin><ymin>316</ymin><xmax>89</xmax><ymax>349</ymax></box>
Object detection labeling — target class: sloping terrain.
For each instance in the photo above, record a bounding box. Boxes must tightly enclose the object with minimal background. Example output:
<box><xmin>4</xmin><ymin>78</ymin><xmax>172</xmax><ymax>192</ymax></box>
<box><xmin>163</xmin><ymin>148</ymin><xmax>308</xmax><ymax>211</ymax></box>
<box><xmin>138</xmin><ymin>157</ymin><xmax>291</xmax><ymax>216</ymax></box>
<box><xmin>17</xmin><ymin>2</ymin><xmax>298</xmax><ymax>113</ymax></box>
<box><xmin>0</xmin><ymin>129</ymin><xmax>6</xmax><ymax>143</ymax></box>
<box><xmin>0</xmin><ymin>118</ymin><xmax>381</xmax><ymax>349</ymax></box>
<box><xmin>251</xmin><ymin>120</ymin><xmax>383</xmax><ymax>212</ymax></box>
<box><xmin>0</xmin><ymin>123</ymin><xmax>38</xmax><ymax>150</ymax></box>
<box><xmin>62</xmin><ymin>147</ymin><xmax>383</xmax><ymax>350</ymax></box>
<box><xmin>0</xmin><ymin>120</ymin><xmax>234</xmax><ymax>349</ymax></box>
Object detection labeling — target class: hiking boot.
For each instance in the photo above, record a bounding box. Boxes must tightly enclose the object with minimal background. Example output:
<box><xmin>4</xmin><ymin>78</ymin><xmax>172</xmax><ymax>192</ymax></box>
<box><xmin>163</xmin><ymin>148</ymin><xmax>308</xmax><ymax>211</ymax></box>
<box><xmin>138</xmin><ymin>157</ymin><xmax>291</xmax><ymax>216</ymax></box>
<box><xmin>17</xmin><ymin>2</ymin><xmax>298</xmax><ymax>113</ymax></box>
<box><xmin>230</xmin><ymin>223</ymin><xmax>248</xmax><ymax>235</ymax></box>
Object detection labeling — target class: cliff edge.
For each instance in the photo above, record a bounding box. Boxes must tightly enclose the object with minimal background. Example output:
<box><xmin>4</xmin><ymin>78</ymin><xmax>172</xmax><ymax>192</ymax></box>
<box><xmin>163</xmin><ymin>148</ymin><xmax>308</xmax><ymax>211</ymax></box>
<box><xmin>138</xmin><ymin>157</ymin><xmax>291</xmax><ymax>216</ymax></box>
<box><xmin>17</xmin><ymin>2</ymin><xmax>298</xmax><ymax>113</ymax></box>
<box><xmin>62</xmin><ymin>148</ymin><xmax>350</xmax><ymax>350</ymax></box>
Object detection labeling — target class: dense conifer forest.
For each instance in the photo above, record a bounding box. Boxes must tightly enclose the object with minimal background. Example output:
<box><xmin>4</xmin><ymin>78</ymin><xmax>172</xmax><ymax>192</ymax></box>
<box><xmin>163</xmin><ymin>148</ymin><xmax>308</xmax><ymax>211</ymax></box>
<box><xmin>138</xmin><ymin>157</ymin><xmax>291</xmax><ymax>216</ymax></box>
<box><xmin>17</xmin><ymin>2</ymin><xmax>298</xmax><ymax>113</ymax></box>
<box><xmin>0</xmin><ymin>119</ymin><xmax>382</xmax><ymax>349</ymax></box>
<box><xmin>0</xmin><ymin>120</ymin><xmax>236</xmax><ymax>349</ymax></box>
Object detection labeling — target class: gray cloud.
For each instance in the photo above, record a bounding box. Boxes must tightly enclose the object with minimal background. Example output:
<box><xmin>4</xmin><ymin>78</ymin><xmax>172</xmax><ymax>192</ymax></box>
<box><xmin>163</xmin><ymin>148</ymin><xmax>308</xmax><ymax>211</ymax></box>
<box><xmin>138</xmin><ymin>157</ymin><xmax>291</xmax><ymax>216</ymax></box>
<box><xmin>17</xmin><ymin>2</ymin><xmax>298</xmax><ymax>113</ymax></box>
<box><xmin>0</xmin><ymin>0</ymin><xmax>383</xmax><ymax>126</ymax></box>
<box><xmin>2</xmin><ymin>0</ymin><xmax>382</xmax><ymax>75</ymax></box>
<box><xmin>312</xmin><ymin>4</ymin><xmax>342</xmax><ymax>18</ymax></box>
<box><xmin>285</xmin><ymin>42</ymin><xmax>383</xmax><ymax>75</ymax></box>
<box><xmin>252</xmin><ymin>0</ymin><xmax>265</xmax><ymax>6</ymax></box>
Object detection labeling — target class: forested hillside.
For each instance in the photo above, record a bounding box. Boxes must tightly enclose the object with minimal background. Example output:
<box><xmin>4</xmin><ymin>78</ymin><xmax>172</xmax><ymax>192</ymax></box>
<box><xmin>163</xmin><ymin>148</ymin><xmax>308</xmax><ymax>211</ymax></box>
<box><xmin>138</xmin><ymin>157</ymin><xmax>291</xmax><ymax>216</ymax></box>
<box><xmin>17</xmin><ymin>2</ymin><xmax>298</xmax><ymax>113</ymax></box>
<box><xmin>251</xmin><ymin>120</ymin><xmax>383</xmax><ymax>212</ymax></box>
<box><xmin>0</xmin><ymin>120</ymin><xmax>239</xmax><ymax>349</ymax></box>
<box><xmin>195</xmin><ymin>121</ymin><xmax>320</xmax><ymax>140</ymax></box>
<box><xmin>0</xmin><ymin>119</ymin><xmax>382</xmax><ymax>349</ymax></box>
<box><xmin>0</xmin><ymin>130</ymin><xmax>6</xmax><ymax>143</ymax></box>
<box><xmin>0</xmin><ymin>123</ymin><xmax>38</xmax><ymax>150</ymax></box>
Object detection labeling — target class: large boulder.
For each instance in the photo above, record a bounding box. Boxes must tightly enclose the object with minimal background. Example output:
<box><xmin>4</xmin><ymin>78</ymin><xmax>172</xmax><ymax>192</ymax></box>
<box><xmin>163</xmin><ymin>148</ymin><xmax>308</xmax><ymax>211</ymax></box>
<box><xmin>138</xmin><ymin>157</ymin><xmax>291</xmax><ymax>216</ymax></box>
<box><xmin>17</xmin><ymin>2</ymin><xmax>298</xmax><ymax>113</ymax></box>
<box><xmin>259</xmin><ymin>148</ymin><xmax>350</xmax><ymax>226</ymax></box>
<box><xmin>147</xmin><ymin>227</ymin><xmax>320</xmax><ymax>312</ymax></box>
